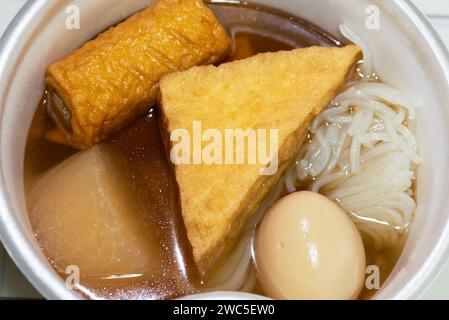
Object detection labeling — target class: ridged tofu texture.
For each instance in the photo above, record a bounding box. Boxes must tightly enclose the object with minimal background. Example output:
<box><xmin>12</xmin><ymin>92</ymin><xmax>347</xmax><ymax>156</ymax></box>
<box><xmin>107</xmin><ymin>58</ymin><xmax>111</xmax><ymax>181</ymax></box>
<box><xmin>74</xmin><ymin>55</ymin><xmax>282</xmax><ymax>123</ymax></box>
<box><xmin>46</xmin><ymin>0</ymin><xmax>231</xmax><ymax>149</ymax></box>
<box><xmin>159</xmin><ymin>45</ymin><xmax>362</xmax><ymax>277</ymax></box>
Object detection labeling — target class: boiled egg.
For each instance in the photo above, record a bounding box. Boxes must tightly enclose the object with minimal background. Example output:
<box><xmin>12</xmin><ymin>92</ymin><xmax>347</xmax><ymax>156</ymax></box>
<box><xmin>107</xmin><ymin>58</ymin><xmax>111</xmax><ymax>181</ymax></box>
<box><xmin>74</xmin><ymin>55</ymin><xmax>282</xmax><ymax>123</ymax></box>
<box><xmin>254</xmin><ymin>191</ymin><xmax>366</xmax><ymax>300</ymax></box>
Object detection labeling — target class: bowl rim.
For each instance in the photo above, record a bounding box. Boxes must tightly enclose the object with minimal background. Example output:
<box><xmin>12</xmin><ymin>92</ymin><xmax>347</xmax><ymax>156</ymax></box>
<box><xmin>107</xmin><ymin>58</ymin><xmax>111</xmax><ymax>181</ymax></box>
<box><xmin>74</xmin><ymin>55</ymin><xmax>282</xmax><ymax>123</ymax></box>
<box><xmin>1</xmin><ymin>0</ymin><xmax>449</xmax><ymax>300</ymax></box>
<box><xmin>0</xmin><ymin>0</ymin><xmax>82</xmax><ymax>300</ymax></box>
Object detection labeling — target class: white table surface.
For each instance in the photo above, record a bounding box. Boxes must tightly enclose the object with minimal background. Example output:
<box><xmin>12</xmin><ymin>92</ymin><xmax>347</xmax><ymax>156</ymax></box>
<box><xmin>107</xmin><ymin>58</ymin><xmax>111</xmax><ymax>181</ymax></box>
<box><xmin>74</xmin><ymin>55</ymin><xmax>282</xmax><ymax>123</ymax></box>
<box><xmin>0</xmin><ymin>0</ymin><xmax>448</xmax><ymax>299</ymax></box>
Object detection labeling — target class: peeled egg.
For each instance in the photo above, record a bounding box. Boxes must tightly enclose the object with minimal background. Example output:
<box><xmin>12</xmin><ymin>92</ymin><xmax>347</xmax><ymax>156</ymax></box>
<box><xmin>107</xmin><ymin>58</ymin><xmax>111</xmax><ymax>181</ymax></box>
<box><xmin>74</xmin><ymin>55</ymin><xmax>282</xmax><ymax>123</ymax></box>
<box><xmin>254</xmin><ymin>191</ymin><xmax>366</xmax><ymax>300</ymax></box>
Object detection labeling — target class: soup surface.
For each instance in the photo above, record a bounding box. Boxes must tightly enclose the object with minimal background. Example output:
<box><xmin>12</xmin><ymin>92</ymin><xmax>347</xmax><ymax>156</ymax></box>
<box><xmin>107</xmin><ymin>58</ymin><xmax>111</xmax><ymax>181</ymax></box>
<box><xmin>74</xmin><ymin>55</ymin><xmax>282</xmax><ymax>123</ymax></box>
<box><xmin>24</xmin><ymin>1</ymin><xmax>405</xmax><ymax>299</ymax></box>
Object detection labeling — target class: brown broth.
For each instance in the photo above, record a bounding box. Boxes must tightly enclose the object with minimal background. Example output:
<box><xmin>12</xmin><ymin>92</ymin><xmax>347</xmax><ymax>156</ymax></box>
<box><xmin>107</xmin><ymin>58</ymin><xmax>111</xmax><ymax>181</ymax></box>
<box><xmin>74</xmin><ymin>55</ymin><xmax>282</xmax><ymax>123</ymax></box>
<box><xmin>24</xmin><ymin>1</ymin><xmax>403</xmax><ymax>300</ymax></box>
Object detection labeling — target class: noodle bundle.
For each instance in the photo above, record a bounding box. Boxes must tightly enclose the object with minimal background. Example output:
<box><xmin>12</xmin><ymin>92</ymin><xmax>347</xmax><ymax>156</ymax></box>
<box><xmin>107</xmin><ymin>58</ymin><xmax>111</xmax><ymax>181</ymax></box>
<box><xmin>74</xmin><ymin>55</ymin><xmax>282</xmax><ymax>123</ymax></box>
<box><xmin>285</xmin><ymin>81</ymin><xmax>420</xmax><ymax>248</ymax></box>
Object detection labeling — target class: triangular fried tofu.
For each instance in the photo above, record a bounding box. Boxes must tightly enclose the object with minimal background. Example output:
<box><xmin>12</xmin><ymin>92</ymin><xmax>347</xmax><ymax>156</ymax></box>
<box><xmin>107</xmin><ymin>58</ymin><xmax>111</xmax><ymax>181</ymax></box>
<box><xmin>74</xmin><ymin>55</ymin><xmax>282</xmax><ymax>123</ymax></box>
<box><xmin>159</xmin><ymin>45</ymin><xmax>361</xmax><ymax>277</ymax></box>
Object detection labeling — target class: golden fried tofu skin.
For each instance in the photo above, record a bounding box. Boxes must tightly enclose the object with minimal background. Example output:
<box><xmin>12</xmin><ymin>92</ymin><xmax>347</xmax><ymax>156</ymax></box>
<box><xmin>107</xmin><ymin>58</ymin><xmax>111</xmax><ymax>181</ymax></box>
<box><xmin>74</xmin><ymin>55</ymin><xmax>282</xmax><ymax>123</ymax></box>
<box><xmin>46</xmin><ymin>0</ymin><xmax>231</xmax><ymax>149</ymax></box>
<box><xmin>159</xmin><ymin>46</ymin><xmax>362</xmax><ymax>277</ymax></box>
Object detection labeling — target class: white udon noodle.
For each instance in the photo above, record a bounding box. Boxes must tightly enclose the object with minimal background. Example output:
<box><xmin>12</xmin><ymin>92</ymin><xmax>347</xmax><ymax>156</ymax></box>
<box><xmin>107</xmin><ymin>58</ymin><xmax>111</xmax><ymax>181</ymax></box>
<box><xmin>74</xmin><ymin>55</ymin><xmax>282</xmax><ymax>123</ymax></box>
<box><xmin>205</xmin><ymin>25</ymin><xmax>421</xmax><ymax>292</ymax></box>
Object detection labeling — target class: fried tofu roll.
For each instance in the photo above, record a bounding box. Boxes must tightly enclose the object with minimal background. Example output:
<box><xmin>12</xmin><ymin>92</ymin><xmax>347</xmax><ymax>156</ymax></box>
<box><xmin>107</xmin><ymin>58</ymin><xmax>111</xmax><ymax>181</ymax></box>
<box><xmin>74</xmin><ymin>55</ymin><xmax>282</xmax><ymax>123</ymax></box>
<box><xmin>46</xmin><ymin>0</ymin><xmax>230</xmax><ymax>149</ymax></box>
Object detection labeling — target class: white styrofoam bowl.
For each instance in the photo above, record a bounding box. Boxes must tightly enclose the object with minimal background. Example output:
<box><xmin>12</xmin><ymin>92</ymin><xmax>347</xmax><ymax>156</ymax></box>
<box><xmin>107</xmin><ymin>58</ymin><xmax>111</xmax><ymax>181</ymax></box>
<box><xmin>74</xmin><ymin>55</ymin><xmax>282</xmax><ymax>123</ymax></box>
<box><xmin>1</xmin><ymin>0</ymin><xmax>449</xmax><ymax>300</ymax></box>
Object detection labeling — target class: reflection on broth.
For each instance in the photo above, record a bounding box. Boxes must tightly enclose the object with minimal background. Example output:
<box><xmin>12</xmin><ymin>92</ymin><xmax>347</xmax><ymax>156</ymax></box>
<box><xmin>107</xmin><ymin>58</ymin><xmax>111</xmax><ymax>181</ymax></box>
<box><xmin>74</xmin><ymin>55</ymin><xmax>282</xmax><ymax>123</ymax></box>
<box><xmin>24</xmin><ymin>0</ymin><xmax>414</xmax><ymax>300</ymax></box>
